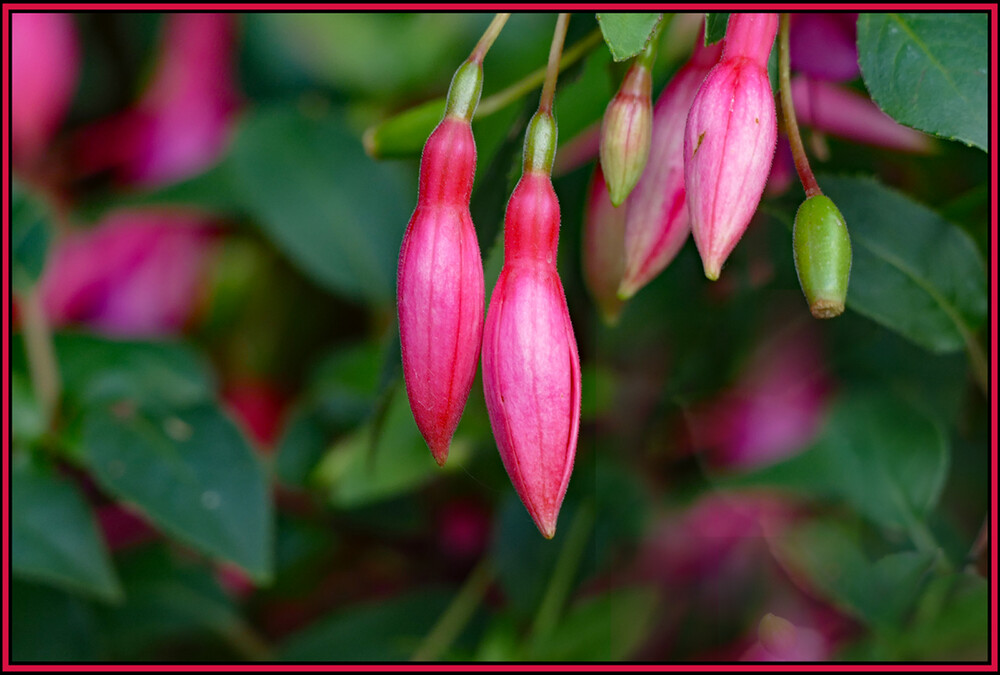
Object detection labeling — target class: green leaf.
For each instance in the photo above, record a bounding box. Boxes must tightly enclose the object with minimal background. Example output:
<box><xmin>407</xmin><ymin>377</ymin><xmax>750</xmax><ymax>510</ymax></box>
<box><xmin>12</xmin><ymin>454</ymin><xmax>122</xmax><ymax>603</ymax></box>
<box><xmin>705</xmin><ymin>13</ymin><xmax>730</xmax><ymax>45</ymax></box>
<box><xmin>82</xmin><ymin>402</ymin><xmax>273</xmax><ymax>581</ymax></box>
<box><xmin>12</xmin><ymin>371</ymin><xmax>44</xmax><ymax>447</ymax></box>
<box><xmin>12</xmin><ymin>181</ymin><xmax>52</xmax><ymax>291</ymax></box>
<box><xmin>533</xmin><ymin>587</ymin><xmax>659</xmax><ymax>660</ymax></box>
<box><xmin>10</xmin><ymin>580</ymin><xmax>99</xmax><ymax>662</ymax></box>
<box><xmin>364</xmin><ymin>98</ymin><xmax>446</xmax><ymax>159</ymax></box>
<box><xmin>279</xmin><ymin>588</ymin><xmax>455</xmax><ymax>661</ymax></box>
<box><xmin>772</xmin><ymin>520</ymin><xmax>934</xmax><ymax>627</ymax></box>
<box><xmin>820</xmin><ymin>176</ymin><xmax>987</xmax><ymax>354</ymax></box>
<box><xmin>229</xmin><ymin>105</ymin><xmax>410</xmax><ymax>306</ymax></box>
<box><xmin>724</xmin><ymin>389</ymin><xmax>950</xmax><ymax>535</ymax></box>
<box><xmin>857</xmin><ymin>13</ymin><xmax>988</xmax><ymax>150</ymax></box>
<box><xmin>597</xmin><ymin>13</ymin><xmax>662</xmax><ymax>61</ymax></box>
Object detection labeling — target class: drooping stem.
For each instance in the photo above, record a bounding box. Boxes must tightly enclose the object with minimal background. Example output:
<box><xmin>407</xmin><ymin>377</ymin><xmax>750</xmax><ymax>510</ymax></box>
<box><xmin>778</xmin><ymin>13</ymin><xmax>821</xmax><ymax>198</ymax></box>
<box><xmin>19</xmin><ymin>286</ymin><xmax>61</xmax><ymax>428</ymax></box>
<box><xmin>539</xmin><ymin>13</ymin><xmax>571</xmax><ymax>114</ymax></box>
<box><xmin>636</xmin><ymin>20</ymin><xmax>662</xmax><ymax>71</ymax></box>
<box><xmin>470</xmin><ymin>13</ymin><xmax>511</xmax><ymax>64</ymax></box>
<box><xmin>411</xmin><ymin>558</ymin><xmax>494</xmax><ymax>661</ymax></box>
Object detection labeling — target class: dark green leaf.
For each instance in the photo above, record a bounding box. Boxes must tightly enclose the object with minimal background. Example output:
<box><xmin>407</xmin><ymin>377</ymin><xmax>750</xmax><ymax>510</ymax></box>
<box><xmin>858</xmin><ymin>13</ymin><xmax>988</xmax><ymax>150</ymax></box>
<box><xmin>597</xmin><ymin>13</ymin><xmax>662</xmax><ymax>61</ymax></box>
<box><xmin>229</xmin><ymin>105</ymin><xmax>410</xmax><ymax>306</ymax></box>
<box><xmin>12</xmin><ymin>454</ymin><xmax>122</xmax><ymax>602</ymax></box>
<box><xmin>82</xmin><ymin>403</ymin><xmax>273</xmax><ymax>580</ymax></box>
<box><xmin>820</xmin><ymin>176</ymin><xmax>987</xmax><ymax>354</ymax></box>
<box><xmin>10</xmin><ymin>580</ymin><xmax>99</xmax><ymax>662</ymax></box>
<box><xmin>705</xmin><ymin>13</ymin><xmax>730</xmax><ymax>45</ymax></box>
<box><xmin>12</xmin><ymin>181</ymin><xmax>52</xmax><ymax>291</ymax></box>
<box><xmin>533</xmin><ymin>587</ymin><xmax>659</xmax><ymax>660</ymax></box>
<box><xmin>772</xmin><ymin>520</ymin><xmax>934</xmax><ymax>627</ymax></box>
<box><xmin>279</xmin><ymin>588</ymin><xmax>454</xmax><ymax>661</ymax></box>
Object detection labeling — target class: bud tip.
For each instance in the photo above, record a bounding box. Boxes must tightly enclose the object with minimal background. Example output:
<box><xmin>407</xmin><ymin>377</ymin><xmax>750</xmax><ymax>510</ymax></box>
<box><xmin>809</xmin><ymin>299</ymin><xmax>845</xmax><ymax>319</ymax></box>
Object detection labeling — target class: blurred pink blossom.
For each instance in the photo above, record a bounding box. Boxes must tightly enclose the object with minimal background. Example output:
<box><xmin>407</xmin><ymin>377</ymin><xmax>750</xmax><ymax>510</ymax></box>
<box><xmin>74</xmin><ymin>13</ymin><xmax>240</xmax><ymax>187</ymax></box>
<box><xmin>789</xmin><ymin>13</ymin><xmax>860</xmax><ymax>83</ymax></box>
<box><xmin>11</xmin><ymin>13</ymin><xmax>80</xmax><ymax>169</ymax></box>
<box><xmin>97</xmin><ymin>503</ymin><xmax>156</xmax><ymax>552</ymax></box>
<box><xmin>39</xmin><ymin>209</ymin><xmax>217</xmax><ymax>337</ymax></box>
<box><xmin>436</xmin><ymin>499</ymin><xmax>491</xmax><ymax>562</ymax></box>
<box><xmin>683</xmin><ymin>318</ymin><xmax>834</xmax><ymax>471</ymax></box>
<box><xmin>222</xmin><ymin>378</ymin><xmax>290</xmax><ymax>450</ymax></box>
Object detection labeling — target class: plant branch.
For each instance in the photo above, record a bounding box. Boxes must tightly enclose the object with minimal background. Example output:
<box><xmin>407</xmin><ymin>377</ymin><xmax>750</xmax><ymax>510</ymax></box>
<box><xmin>470</xmin><ymin>13</ymin><xmax>511</xmax><ymax>64</ymax></box>
<box><xmin>539</xmin><ymin>13</ymin><xmax>571</xmax><ymax>114</ymax></box>
<box><xmin>18</xmin><ymin>286</ymin><xmax>61</xmax><ymax>428</ymax></box>
<box><xmin>412</xmin><ymin>558</ymin><xmax>493</xmax><ymax>661</ymax></box>
<box><xmin>778</xmin><ymin>13</ymin><xmax>821</xmax><ymax>198</ymax></box>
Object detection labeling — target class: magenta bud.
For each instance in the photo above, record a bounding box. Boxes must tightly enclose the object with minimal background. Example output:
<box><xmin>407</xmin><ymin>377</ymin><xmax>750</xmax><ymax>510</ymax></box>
<box><xmin>792</xmin><ymin>76</ymin><xmax>933</xmax><ymax>153</ymax></box>
<box><xmin>600</xmin><ymin>61</ymin><xmax>653</xmax><ymax>206</ymax></box>
<box><xmin>483</xmin><ymin>125</ymin><xmax>581</xmax><ymax>538</ymax></box>
<box><xmin>398</xmin><ymin>66</ymin><xmax>486</xmax><ymax>467</ymax></box>
<box><xmin>684</xmin><ymin>13</ymin><xmax>778</xmax><ymax>280</ymax></box>
<box><xmin>619</xmin><ymin>32</ymin><xmax>722</xmax><ymax>299</ymax></box>
<box><xmin>581</xmin><ymin>166</ymin><xmax>626</xmax><ymax>323</ymax></box>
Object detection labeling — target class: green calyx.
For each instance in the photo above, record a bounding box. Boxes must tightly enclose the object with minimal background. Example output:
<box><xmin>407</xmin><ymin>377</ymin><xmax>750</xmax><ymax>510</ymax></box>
<box><xmin>444</xmin><ymin>59</ymin><xmax>484</xmax><ymax>122</ymax></box>
<box><xmin>523</xmin><ymin>110</ymin><xmax>558</xmax><ymax>175</ymax></box>
<box><xmin>793</xmin><ymin>194</ymin><xmax>852</xmax><ymax>319</ymax></box>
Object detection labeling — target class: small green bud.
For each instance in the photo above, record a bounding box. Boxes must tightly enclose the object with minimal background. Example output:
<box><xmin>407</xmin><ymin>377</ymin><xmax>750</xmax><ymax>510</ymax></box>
<box><xmin>793</xmin><ymin>194</ymin><xmax>852</xmax><ymax>319</ymax></box>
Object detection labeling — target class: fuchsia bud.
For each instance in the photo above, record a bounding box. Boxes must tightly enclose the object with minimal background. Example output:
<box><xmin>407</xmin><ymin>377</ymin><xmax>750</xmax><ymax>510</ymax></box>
<box><xmin>11</xmin><ymin>13</ymin><xmax>80</xmax><ymax>170</ymax></box>
<box><xmin>789</xmin><ymin>13</ymin><xmax>859</xmax><ymax>83</ymax></box>
<box><xmin>619</xmin><ymin>29</ymin><xmax>722</xmax><ymax>299</ymax></box>
<box><xmin>684</xmin><ymin>13</ymin><xmax>778</xmax><ymax>281</ymax></box>
<box><xmin>398</xmin><ymin>60</ymin><xmax>486</xmax><ymax>467</ymax></box>
<box><xmin>791</xmin><ymin>76</ymin><xmax>933</xmax><ymax>153</ymax></box>
<box><xmin>599</xmin><ymin>47</ymin><xmax>654</xmax><ymax>207</ymax></box>
<box><xmin>581</xmin><ymin>166</ymin><xmax>626</xmax><ymax>323</ymax></box>
<box><xmin>482</xmin><ymin>111</ymin><xmax>581</xmax><ymax>539</ymax></box>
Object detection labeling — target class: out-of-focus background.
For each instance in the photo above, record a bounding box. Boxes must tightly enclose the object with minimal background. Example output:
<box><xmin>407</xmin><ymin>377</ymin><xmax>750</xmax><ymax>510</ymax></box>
<box><xmin>9</xmin><ymin>11</ymin><xmax>990</xmax><ymax>663</ymax></box>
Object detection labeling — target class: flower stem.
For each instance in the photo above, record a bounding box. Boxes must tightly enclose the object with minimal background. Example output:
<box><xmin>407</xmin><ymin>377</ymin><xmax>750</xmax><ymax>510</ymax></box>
<box><xmin>539</xmin><ymin>13</ymin><xmax>571</xmax><ymax>114</ymax></box>
<box><xmin>778</xmin><ymin>13</ymin><xmax>821</xmax><ymax>198</ymax></box>
<box><xmin>412</xmin><ymin>558</ymin><xmax>494</xmax><ymax>661</ymax></box>
<box><xmin>18</xmin><ymin>286</ymin><xmax>61</xmax><ymax>428</ymax></box>
<box><xmin>470</xmin><ymin>13</ymin><xmax>511</xmax><ymax>64</ymax></box>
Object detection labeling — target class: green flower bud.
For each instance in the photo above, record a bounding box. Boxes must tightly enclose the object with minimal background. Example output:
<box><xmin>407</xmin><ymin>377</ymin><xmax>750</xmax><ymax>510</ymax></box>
<box><xmin>793</xmin><ymin>194</ymin><xmax>852</xmax><ymax>319</ymax></box>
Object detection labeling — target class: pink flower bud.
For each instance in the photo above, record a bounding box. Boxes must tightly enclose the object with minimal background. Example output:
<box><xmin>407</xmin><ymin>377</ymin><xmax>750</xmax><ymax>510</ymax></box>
<box><xmin>74</xmin><ymin>13</ymin><xmax>240</xmax><ymax>187</ymax></box>
<box><xmin>684</xmin><ymin>13</ymin><xmax>778</xmax><ymax>280</ymax></box>
<box><xmin>11</xmin><ymin>13</ymin><xmax>80</xmax><ymax>170</ymax></box>
<box><xmin>792</xmin><ymin>75</ymin><xmax>933</xmax><ymax>153</ymax></box>
<box><xmin>599</xmin><ymin>60</ymin><xmax>653</xmax><ymax>206</ymax></box>
<box><xmin>482</xmin><ymin>113</ymin><xmax>581</xmax><ymax>538</ymax></box>
<box><xmin>39</xmin><ymin>209</ymin><xmax>216</xmax><ymax>337</ymax></box>
<box><xmin>398</xmin><ymin>61</ymin><xmax>485</xmax><ymax>467</ymax></box>
<box><xmin>581</xmin><ymin>166</ymin><xmax>626</xmax><ymax>323</ymax></box>
<box><xmin>619</xmin><ymin>31</ymin><xmax>722</xmax><ymax>299</ymax></box>
<box><xmin>789</xmin><ymin>13</ymin><xmax>859</xmax><ymax>83</ymax></box>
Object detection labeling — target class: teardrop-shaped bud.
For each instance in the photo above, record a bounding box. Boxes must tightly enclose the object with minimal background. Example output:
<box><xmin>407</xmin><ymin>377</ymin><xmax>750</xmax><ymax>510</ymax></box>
<box><xmin>600</xmin><ymin>60</ymin><xmax>653</xmax><ymax>207</ymax></box>
<box><xmin>792</xmin><ymin>194</ymin><xmax>852</xmax><ymax>318</ymax></box>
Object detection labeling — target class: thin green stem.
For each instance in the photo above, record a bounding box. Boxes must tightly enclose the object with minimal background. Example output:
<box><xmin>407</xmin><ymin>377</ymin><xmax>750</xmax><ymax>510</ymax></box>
<box><xmin>412</xmin><ymin>559</ymin><xmax>494</xmax><ymax>661</ymax></box>
<box><xmin>529</xmin><ymin>502</ymin><xmax>594</xmax><ymax>652</ymax></box>
<box><xmin>636</xmin><ymin>20</ymin><xmax>662</xmax><ymax>70</ymax></box>
<box><xmin>477</xmin><ymin>28</ymin><xmax>602</xmax><ymax>118</ymax></box>
<box><xmin>778</xmin><ymin>13</ymin><xmax>821</xmax><ymax>198</ymax></box>
<box><xmin>470</xmin><ymin>13</ymin><xmax>511</xmax><ymax>64</ymax></box>
<box><xmin>18</xmin><ymin>286</ymin><xmax>60</xmax><ymax>429</ymax></box>
<box><xmin>539</xmin><ymin>13</ymin><xmax>571</xmax><ymax>114</ymax></box>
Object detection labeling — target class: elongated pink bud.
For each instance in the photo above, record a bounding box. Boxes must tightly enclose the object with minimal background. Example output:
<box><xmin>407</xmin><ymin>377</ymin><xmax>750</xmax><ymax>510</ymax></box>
<box><xmin>791</xmin><ymin>75</ymin><xmax>933</xmax><ymax>153</ymax></box>
<box><xmin>398</xmin><ymin>61</ymin><xmax>485</xmax><ymax>467</ymax></box>
<box><xmin>619</xmin><ymin>30</ymin><xmax>722</xmax><ymax>299</ymax></box>
<box><xmin>582</xmin><ymin>166</ymin><xmax>626</xmax><ymax>323</ymax></box>
<box><xmin>483</xmin><ymin>112</ymin><xmax>581</xmax><ymax>539</ymax></box>
<box><xmin>684</xmin><ymin>13</ymin><xmax>778</xmax><ymax>280</ymax></box>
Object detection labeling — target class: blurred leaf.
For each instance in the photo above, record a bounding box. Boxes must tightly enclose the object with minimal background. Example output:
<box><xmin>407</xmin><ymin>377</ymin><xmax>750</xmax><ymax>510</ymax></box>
<box><xmin>94</xmin><ymin>545</ymin><xmax>257</xmax><ymax>660</ymax></box>
<box><xmin>12</xmin><ymin>181</ymin><xmax>51</xmax><ymax>291</ymax></box>
<box><xmin>279</xmin><ymin>588</ymin><xmax>455</xmax><ymax>661</ymax></box>
<box><xmin>10</xmin><ymin>580</ymin><xmax>99</xmax><ymax>662</ymax></box>
<box><xmin>12</xmin><ymin>371</ymin><xmax>44</xmax><ymax>447</ymax></box>
<box><xmin>820</xmin><ymin>176</ymin><xmax>987</xmax><ymax>354</ymax></box>
<box><xmin>82</xmin><ymin>403</ymin><xmax>273</xmax><ymax>581</ymax></box>
<box><xmin>858</xmin><ymin>13</ymin><xmax>987</xmax><ymax>150</ymax></box>
<box><xmin>311</xmin><ymin>384</ymin><xmax>461</xmax><ymax>507</ymax></box>
<box><xmin>364</xmin><ymin>98</ymin><xmax>446</xmax><ymax>159</ymax></box>
<box><xmin>229</xmin><ymin>105</ymin><xmax>409</xmax><ymax>306</ymax></box>
<box><xmin>725</xmin><ymin>389</ymin><xmax>950</xmax><ymax>534</ymax></box>
<box><xmin>597</xmin><ymin>13</ymin><xmax>662</xmax><ymax>61</ymax></box>
<box><xmin>772</xmin><ymin>519</ymin><xmax>934</xmax><ymax>627</ymax></box>
<box><xmin>12</xmin><ymin>453</ymin><xmax>122</xmax><ymax>603</ymax></box>
<box><xmin>532</xmin><ymin>587</ymin><xmax>659</xmax><ymax>660</ymax></box>
<box><xmin>705</xmin><ymin>13</ymin><xmax>730</xmax><ymax>44</ymax></box>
